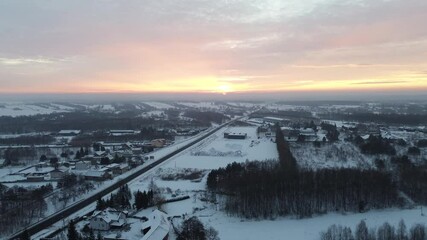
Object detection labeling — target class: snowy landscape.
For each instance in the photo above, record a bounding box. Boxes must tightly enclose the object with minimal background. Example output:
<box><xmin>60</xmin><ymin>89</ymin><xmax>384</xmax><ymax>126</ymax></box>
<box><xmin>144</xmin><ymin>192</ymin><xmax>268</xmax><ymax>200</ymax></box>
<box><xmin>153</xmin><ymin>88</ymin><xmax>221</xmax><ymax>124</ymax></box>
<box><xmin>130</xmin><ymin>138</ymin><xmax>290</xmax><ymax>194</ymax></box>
<box><xmin>1</xmin><ymin>100</ymin><xmax>427</xmax><ymax>240</ymax></box>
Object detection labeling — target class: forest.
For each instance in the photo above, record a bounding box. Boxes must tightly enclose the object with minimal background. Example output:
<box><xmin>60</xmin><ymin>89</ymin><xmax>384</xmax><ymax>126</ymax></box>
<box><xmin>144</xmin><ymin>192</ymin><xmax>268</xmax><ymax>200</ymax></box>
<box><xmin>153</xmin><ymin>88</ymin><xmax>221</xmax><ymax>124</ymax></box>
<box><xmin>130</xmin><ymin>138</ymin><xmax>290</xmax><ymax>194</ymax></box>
<box><xmin>319</xmin><ymin>112</ymin><xmax>427</xmax><ymax>125</ymax></box>
<box><xmin>0</xmin><ymin>184</ymin><xmax>53</xmax><ymax>236</ymax></box>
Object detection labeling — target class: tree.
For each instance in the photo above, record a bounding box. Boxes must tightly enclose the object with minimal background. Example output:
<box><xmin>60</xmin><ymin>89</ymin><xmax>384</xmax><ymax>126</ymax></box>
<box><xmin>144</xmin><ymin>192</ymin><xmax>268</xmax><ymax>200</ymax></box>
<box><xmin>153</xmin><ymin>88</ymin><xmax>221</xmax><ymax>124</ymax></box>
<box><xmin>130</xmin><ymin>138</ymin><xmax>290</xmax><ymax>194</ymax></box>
<box><xmin>355</xmin><ymin>220</ymin><xmax>368</xmax><ymax>240</ymax></box>
<box><xmin>377</xmin><ymin>222</ymin><xmax>395</xmax><ymax>240</ymax></box>
<box><xmin>75</xmin><ymin>150</ymin><xmax>81</xmax><ymax>159</ymax></box>
<box><xmin>397</xmin><ymin>220</ymin><xmax>408</xmax><ymax>240</ymax></box>
<box><xmin>408</xmin><ymin>147</ymin><xmax>421</xmax><ymax>156</ymax></box>
<box><xmin>67</xmin><ymin>220</ymin><xmax>80</xmax><ymax>240</ymax></box>
<box><xmin>206</xmin><ymin>226</ymin><xmax>220</xmax><ymax>240</ymax></box>
<box><xmin>96</xmin><ymin>232</ymin><xmax>103</xmax><ymax>240</ymax></box>
<box><xmin>39</xmin><ymin>154</ymin><xmax>47</xmax><ymax>162</ymax></box>
<box><xmin>21</xmin><ymin>229</ymin><xmax>31</xmax><ymax>240</ymax></box>
<box><xmin>178</xmin><ymin>217</ymin><xmax>206</xmax><ymax>240</ymax></box>
<box><xmin>96</xmin><ymin>198</ymin><xmax>106</xmax><ymax>210</ymax></box>
<box><xmin>88</xmin><ymin>228</ymin><xmax>96</xmax><ymax>240</ymax></box>
<box><xmin>409</xmin><ymin>224</ymin><xmax>425</xmax><ymax>240</ymax></box>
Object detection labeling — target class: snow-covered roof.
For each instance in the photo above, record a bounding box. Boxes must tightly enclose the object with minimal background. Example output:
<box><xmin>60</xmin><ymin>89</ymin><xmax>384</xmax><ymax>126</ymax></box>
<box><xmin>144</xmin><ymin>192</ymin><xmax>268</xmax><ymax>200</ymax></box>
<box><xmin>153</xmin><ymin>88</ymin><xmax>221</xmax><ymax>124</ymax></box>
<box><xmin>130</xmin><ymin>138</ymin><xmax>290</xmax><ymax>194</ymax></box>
<box><xmin>141</xmin><ymin>210</ymin><xmax>170</xmax><ymax>240</ymax></box>
<box><xmin>84</xmin><ymin>170</ymin><xmax>107</xmax><ymax>177</ymax></box>
<box><xmin>92</xmin><ymin>208</ymin><xmax>125</xmax><ymax>225</ymax></box>
<box><xmin>58</xmin><ymin>130</ymin><xmax>81</xmax><ymax>134</ymax></box>
<box><xmin>264</xmin><ymin>116</ymin><xmax>284</xmax><ymax>121</ymax></box>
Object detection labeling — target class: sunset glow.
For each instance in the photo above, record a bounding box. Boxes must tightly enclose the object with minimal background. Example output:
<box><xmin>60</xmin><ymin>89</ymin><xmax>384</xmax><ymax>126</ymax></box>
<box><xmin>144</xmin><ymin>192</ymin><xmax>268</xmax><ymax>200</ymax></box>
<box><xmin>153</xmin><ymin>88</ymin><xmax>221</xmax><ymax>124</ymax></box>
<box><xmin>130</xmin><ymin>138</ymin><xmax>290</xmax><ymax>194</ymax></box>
<box><xmin>1</xmin><ymin>0</ymin><xmax>427</xmax><ymax>95</ymax></box>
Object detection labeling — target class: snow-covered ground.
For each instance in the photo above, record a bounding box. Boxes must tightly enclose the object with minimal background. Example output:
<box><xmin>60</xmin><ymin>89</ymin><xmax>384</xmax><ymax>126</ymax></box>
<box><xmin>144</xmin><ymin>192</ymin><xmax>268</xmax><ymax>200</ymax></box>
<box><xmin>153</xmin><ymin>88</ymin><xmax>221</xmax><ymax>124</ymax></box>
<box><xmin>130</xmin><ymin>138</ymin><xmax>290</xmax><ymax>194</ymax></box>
<box><xmin>143</xmin><ymin>102</ymin><xmax>175</xmax><ymax>109</ymax></box>
<box><xmin>206</xmin><ymin>207</ymin><xmax>427</xmax><ymax>240</ymax></box>
<box><xmin>178</xmin><ymin>102</ymin><xmax>225</xmax><ymax>110</ymax></box>
<box><xmin>0</xmin><ymin>103</ymin><xmax>73</xmax><ymax>116</ymax></box>
<box><xmin>290</xmin><ymin>142</ymin><xmax>375</xmax><ymax>169</ymax></box>
<box><xmin>166</xmin><ymin>126</ymin><xmax>278</xmax><ymax>169</ymax></box>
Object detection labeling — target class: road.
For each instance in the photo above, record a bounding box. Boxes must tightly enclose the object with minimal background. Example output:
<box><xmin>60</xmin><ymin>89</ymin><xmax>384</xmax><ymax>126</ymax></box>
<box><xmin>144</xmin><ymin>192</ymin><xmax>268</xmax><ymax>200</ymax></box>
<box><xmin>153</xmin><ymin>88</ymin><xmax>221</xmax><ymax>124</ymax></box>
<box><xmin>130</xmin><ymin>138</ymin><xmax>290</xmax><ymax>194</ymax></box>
<box><xmin>7</xmin><ymin>117</ymin><xmax>240</xmax><ymax>240</ymax></box>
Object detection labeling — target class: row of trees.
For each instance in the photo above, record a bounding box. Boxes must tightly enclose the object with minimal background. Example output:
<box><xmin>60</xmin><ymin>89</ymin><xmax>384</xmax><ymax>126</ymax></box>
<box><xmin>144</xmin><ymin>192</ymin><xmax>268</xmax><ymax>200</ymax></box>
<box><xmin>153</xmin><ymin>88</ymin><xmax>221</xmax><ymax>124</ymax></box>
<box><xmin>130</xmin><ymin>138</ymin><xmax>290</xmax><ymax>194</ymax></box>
<box><xmin>321</xmin><ymin>219</ymin><xmax>426</xmax><ymax>240</ymax></box>
<box><xmin>0</xmin><ymin>135</ymin><xmax>54</xmax><ymax>145</ymax></box>
<box><xmin>2</xmin><ymin>147</ymin><xmax>37</xmax><ymax>165</ymax></box>
<box><xmin>134</xmin><ymin>190</ymin><xmax>154</xmax><ymax>210</ymax></box>
<box><xmin>207</xmin><ymin>160</ymin><xmax>399</xmax><ymax>219</ymax></box>
<box><xmin>96</xmin><ymin>184</ymin><xmax>132</xmax><ymax>210</ymax></box>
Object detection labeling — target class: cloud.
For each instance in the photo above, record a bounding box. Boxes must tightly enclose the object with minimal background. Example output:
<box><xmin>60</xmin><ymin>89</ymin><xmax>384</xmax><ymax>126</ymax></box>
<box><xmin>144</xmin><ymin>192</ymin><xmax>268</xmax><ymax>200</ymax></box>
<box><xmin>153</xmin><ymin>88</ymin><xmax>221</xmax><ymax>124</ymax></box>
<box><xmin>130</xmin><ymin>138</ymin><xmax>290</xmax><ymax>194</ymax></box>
<box><xmin>0</xmin><ymin>0</ymin><xmax>427</xmax><ymax>93</ymax></box>
<box><xmin>352</xmin><ymin>80</ymin><xmax>410</xmax><ymax>85</ymax></box>
<box><xmin>0</xmin><ymin>57</ymin><xmax>57</xmax><ymax>66</ymax></box>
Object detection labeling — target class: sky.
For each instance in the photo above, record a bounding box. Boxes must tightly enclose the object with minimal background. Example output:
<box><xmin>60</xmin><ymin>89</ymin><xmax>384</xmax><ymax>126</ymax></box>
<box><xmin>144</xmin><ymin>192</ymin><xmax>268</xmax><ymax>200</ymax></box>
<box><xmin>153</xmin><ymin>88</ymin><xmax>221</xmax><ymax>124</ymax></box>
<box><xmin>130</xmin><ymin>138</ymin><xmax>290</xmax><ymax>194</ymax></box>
<box><xmin>1</xmin><ymin>0</ymin><xmax>427</xmax><ymax>97</ymax></box>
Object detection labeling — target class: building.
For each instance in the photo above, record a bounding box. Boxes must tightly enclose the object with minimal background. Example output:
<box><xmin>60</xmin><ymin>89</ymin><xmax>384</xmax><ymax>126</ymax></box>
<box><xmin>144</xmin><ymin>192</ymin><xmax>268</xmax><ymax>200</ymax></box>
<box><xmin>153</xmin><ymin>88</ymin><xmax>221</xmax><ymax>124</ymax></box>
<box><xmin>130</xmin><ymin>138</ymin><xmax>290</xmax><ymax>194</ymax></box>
<box><xmin>75</xmin><ymin>161</ymin><xmax>91</xmax><ymax>170</ymax></box>
<box><xmin>263</xmin><ymin>117</ymin><xmax>287</xmax><ymax>125</ymax></box>
<box><xmin>58</xmin><ymin>130</ymin><xmax>81</xmax><ymax>136</ymax></box>
<box><xmin>90</xmin><ymin>208</ymin><xmax>127</xmax><ymax>231</ymax></box>
<box><xmin>49</xmin><ymin>168</ymin><xmax>67</xmax><ymax>179</ymax></box>
<box><xmin>83</xmin><ymin>170</ymin><xmax>112</xmax><ymax>181</ymax></box>
<box><xmin>141</xmin><ymin>210</ymin><xmax>170</xmax><ymax>240</ymax></box>
<box><xmin>224</xmin><ymin>132</ymin><xmax>247</xmax><ymax>140</ymax></box>
<box><xmin>151</xmin><ymin>139</ymin><xmax>166</xmax><ymax>148</ymax></box>
<box><xmin>109</xmin><ymin>130</ymin><xmax>139</xmax><ymax>136</ymax></box>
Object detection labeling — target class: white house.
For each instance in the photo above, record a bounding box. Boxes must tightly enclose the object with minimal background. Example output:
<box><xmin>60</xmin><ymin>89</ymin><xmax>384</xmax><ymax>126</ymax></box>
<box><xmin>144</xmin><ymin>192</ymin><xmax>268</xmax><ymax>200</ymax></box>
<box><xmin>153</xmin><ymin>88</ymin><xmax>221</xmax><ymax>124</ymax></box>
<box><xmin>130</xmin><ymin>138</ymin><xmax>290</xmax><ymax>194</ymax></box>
<box><xmin>141</xmin><ymin>210</ymin><xmax>170</xmax><ymax>240</ymax></box>
<box><xmin>90</xmin><ymin>208</ymin><xmax>127</xmax><ymax>231</ymax></box>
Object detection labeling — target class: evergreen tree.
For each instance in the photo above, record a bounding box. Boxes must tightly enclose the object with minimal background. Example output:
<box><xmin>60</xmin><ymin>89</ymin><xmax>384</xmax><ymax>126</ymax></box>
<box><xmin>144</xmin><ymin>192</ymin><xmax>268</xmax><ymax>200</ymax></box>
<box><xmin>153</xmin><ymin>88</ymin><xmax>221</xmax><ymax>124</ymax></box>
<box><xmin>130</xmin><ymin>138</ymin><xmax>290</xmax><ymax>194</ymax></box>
<box><xmin>21</xmin><ymin>229</ymin><xmax>31</xmax><ymax>240</ymax></box>
<box><xmin>96</xmin><ymin>232</ymin><xmax>103</xmax><ymax>240</ymax></box>
<box><xmin>355</xmin><ymin>220</ymin><xmax>368</xmax><ymax>240</ymax></box>
<box><xmin>96</xmin><ymin>198</ymin><xmax>106</xmax><ymax>210</ymax></box>
<box><xmin>397</xmin><ymin>220</ymin><xmax>408</xmax><ymax>240</ymax></box>
<box><xmin>409</xmin><ymin>224</ymin><xmax>425</xmax><ymax>240</ymax></box>
<box><xmin>67</xmin><ymin>220</ymin><xmax>80</xmax><ymax>240</ymax></box>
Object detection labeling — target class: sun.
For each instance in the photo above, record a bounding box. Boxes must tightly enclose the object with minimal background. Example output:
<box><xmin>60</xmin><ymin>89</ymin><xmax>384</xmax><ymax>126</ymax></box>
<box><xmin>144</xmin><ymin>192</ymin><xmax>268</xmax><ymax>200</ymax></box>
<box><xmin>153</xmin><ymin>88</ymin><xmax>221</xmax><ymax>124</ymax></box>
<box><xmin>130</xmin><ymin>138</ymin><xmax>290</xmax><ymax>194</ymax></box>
<box><xmin>217</xmin><ymin>85</ymin><xmax>232</xmax><ymax>95</ymax></box>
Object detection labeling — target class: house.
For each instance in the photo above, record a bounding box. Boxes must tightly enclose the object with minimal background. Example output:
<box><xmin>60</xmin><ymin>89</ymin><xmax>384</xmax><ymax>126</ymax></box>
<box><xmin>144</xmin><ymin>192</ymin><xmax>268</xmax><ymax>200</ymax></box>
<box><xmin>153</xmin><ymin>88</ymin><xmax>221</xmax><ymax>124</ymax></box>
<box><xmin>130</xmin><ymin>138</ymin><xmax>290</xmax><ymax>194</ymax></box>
<box><xmin>141</xmin><ymin>210</ymin><xmax>170</xmax><ymax>240</ymax></box>
<box><xmin>83</xmin><ymin>170</ymin><xmax>112</xmax><ymax>181</ymax></box>
<box><xmin>109</xmin><ymin>130</ymin><xmax>138</xmax><ymax>136</ymax></box>
<box><xmin>26</xmin><ymin>174</ymin><xmax>45</xmax><ymax>182</ymax></box>
<box><xmin>224</xmin><ymin>132</ymin><xmax>247</xmax><ymax>140</ymax></box>
<box><xmin>75</xmin><ymin>161</ymin><xmax>91</xmax><ymax>170</ymax></box>
<box><xmin>49</xmin><ymin>168</ymin><xmax>67</xmax><ymax>179</ymax></box>
<box><xmin>90</xmin><ymin>208</ymin><xmax>127</xmax><ymax>231</ymax></box>
<box><xmin>151</xmin><ymin>139</ymin><xmax>166</xmax><ymax>148</ymax></box>
<box><xmin>111</xmin><ymin>164</ymin><xmax>129</xmax><ymax>175</ymax></box>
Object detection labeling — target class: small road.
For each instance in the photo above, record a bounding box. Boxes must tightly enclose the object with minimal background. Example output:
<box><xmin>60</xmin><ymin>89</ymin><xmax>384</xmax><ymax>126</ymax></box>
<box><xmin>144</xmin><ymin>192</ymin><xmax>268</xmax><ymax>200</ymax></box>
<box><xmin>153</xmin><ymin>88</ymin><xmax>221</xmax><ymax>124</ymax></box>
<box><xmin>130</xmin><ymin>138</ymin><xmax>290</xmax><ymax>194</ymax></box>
<box><xmin>7</xmin><ymin>118</ymin><xmax>240</xmax><ymax>240</ymax></box>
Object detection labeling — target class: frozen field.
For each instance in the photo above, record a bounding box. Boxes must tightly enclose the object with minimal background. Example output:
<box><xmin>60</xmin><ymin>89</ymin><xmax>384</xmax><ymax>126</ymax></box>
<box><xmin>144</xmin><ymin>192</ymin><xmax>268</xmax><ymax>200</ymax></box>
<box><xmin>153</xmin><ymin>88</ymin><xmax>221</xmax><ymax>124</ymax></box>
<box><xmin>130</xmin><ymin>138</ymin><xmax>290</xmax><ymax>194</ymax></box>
<box><xmin>166</xmin><ymin>126</ymin><xmax>278</xmax><ymax>169</ymax></box>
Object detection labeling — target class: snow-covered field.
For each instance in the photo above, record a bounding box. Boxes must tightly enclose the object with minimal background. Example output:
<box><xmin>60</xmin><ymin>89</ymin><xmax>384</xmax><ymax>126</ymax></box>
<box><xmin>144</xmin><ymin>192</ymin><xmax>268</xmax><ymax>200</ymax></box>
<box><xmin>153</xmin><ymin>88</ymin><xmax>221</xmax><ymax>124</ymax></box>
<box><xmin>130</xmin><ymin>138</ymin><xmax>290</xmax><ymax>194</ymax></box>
<box><xmin>143</xmin><ymin>102</ymin><xmax>175</xmax><ymax>109</ymax></box>
<box><xmin>206</xmin><ymin>207</ymin><xmax>427</xmax><ymax>240</ymax></box>
<box><xmin>0</xmin><ymin>103</ymin><xmax>73</xmax><ymax>116</ymax></box>
<box><xmin>166</xmin><ymin>126</ymin><xmax>278</xmax><ymax>169</ymax></box>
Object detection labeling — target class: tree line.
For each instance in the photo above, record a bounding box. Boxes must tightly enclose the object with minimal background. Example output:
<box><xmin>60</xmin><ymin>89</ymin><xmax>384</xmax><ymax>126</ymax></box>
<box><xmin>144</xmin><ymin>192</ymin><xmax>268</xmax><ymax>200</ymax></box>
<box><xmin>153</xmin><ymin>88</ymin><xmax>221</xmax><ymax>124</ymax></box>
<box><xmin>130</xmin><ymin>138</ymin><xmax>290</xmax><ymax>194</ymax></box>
<box><xmin>321</xmin><ymin>219</ymin><xmax>426</xmax><ymax>240</ymax></box>
<box><xmin>207</xmin><ymin>160</ymin><xmax>398</xmax><ymax>219</ymax></box>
